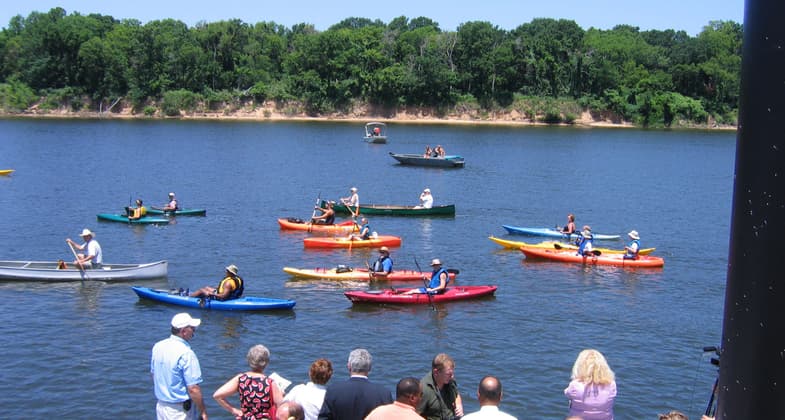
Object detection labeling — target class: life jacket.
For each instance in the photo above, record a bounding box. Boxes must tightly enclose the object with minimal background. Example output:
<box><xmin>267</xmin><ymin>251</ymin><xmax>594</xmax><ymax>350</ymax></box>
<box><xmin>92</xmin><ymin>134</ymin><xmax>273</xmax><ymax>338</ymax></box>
<box><xmin>360</xmin><ymin>223</ymin><xmax>371</xmax><ymax>239</ymax></box>
<box><xmin>372</xmin><ymin>255</ymin><xmax>392</xmax><ymax>273</ymax></box>
<box><xmin>577</xmin><ymin>235</ymin><xmax>593</xmax><ymax>255</ymax></box>
<box><xmin>217</xmin><ymin>275</ymin><xmax>244</xmax><ymax>300</ymax></box>
<box><xmin>428</xmin><ymin>268</ymin><xmax>449</xmax><ymax>290</ymax></box>
<box><xmin>625</xmin><ymin>239</ymin><xmax>640</xmax><ymax>259</ymax></box>
<box><xmin>140</xmin><ymin>206</ymin><xmax>147</xmax><ymax>216</ymax></box>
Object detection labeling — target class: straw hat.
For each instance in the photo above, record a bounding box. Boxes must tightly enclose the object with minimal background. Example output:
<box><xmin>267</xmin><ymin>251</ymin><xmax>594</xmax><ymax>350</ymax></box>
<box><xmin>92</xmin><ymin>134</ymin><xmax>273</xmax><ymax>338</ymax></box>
<box><xmin>79</xmin><ymin>229</ymin><xmax>94</xmax><ymax>237</ymax></box>
<box><xmin>628</xmin><ymin>230</ymin><xmax>640</xmax><ymax>240</ymax></box>
<box><xmin>430</xmin><ymin>259</ymin><xmax>442</xmax><ymax>266</ymax></box>
<box><xmin>225</xmin><ymin>264</ymin><xmax>239</xmax><ymax>275</ymax></box>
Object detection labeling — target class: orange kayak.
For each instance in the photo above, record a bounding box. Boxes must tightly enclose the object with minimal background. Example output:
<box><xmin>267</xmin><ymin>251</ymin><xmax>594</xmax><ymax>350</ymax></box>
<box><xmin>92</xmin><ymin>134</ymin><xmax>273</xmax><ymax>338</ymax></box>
<box><xmin>519</xmin><ymin>246</ymin><xmax>664</xmax><ymax>268</ymax></box>
<box><xmin>303</xmin><ymin>235</ymin><xmax>402</xmax><ymax>249</ymax></box>
<box><xmin>277</xmin><ymin>218</ymin><xmax>358</xmax><ymax>234</ymax></box>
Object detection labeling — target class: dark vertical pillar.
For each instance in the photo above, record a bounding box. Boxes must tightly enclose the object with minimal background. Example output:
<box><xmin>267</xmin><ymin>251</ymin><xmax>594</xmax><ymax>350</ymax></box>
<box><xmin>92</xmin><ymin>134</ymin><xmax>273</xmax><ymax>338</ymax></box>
<box><xmin>717</xmin><ymin>0</ymin><xmax>785</xmax><ymax>418</ymax></box>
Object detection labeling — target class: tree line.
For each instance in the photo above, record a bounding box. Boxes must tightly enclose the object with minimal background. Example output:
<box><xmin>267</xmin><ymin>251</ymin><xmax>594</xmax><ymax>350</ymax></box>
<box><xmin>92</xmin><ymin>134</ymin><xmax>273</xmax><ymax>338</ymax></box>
<box><xmin>0</xmin><ymin>7</ymin><xmax>742</xmax><ymax>127</ymax></box>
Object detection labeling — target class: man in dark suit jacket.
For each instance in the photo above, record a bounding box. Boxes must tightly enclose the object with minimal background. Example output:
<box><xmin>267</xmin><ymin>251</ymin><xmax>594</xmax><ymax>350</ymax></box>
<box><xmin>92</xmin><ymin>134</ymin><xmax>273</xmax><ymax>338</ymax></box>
<box><xmin>318</xmin><ymin>348</ymin><xmax>393</xmax><ymax>420</ymax></box>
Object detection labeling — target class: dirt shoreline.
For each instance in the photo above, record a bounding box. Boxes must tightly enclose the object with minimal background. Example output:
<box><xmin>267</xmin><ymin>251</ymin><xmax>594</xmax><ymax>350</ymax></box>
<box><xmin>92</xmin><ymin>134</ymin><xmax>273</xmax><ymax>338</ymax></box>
<box><xmin>2</xmin><ymin>104</ymin><xmax>737</xmax><ymax>130</ymax></box>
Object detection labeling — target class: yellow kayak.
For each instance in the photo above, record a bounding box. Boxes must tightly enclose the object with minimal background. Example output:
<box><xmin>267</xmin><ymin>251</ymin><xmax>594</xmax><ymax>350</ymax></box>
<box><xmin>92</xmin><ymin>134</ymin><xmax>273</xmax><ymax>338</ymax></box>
<box><xmin>488</xmin><ymin>236</ymin><xmax>655</xmax><ymax>255</ymax></box>
<box><xmin>0</xmin><ymin>169</ymin><xmax>14</xmax><ymax>176</ymax></box>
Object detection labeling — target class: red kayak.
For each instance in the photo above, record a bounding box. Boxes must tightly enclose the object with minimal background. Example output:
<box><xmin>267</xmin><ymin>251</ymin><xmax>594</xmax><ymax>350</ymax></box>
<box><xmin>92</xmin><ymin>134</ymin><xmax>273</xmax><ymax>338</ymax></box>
<box><xmin>344</xmin><ymin>285</ymin><xmax>498</xmax><ymax>304</ymax></box>
<box><xmin>277</xmin><ymin>218</ymin><xmax>358</xmax><ymax>234</ymax></box>
<box><xmin>303</xmin><ymin>235</ymin><xmax>402</xmax><ymax>249</ymax></box>
<box><xmin>519</xmin><ymin>246</ymin><xmax>665</xmax><ymax>268</ymax></box>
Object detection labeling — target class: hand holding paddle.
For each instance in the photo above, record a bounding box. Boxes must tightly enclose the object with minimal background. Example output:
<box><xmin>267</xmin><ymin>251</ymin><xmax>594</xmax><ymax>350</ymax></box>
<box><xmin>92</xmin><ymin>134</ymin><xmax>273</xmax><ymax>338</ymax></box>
<box><xmin>66</xmin><ymin>241</ymin><xmax>89</xmax><ymax>282</ymax></box>
<box><xmin>414</xmin><ymin>257</ymin><xmax>436</xmax><ymax>311</ymax></box>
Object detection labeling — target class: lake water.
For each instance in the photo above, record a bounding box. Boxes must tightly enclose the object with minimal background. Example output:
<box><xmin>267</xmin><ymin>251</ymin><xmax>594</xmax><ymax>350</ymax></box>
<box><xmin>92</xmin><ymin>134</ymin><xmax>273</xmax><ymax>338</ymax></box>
<box><xmin>0</xmin><ymin>118</ymin><xmax>735</xmax><ymax>419</ymax></box>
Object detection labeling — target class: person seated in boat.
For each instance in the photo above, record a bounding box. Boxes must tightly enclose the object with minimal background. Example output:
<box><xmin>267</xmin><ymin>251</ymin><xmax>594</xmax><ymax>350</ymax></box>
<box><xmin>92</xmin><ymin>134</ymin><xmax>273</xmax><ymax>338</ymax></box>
<box><xmin>424</xmin><ymin>145</ymin><xmax>433</xmax><ymax>158</ymax></box>
<box><xmin>163</xmin><ymin>192</ymin><xmax>179</xmax><ymax>211</ymax></box>
<box><xmin>560</xmin><ymin>213</ymin><xmax>576</xmax><ymax>234</ymax></box>
<box><xmin>66</xmin><ymin>228</ymin><xmax>103</xmax><ymax>269</ymax></box>
<box><xmin>127</xmin><ymin>199</ymin><xmax>147</xmax><ymax>220</ymax></box>
<box><xmin>190</xmin><ymin>264</ymin><xmax>244</xmax><ymax>301</ymax></box>
<box><xmin>415</xmin><ymin>188</ymin><xmax>433</xmax><ymax>209</ymax></box>
<box><xmin>340</xmin><ymin>187</ymin><xmax>360</xmax><ymax>217</ymax></box>
<box><xmin>623</xmin><ymin>230</ymin><xmax>640</xmax><ymax>260</ymax></box>
<box><xmin>434</xmin><ymin>145</ymin><xmax>446</xmax><ymax>157</ymax></box>
<box><xmin>404</xmin><ymin>259</ymin><xmax>449</xmax><ymax>294</ymax></box>
<box><xmin>348</xmin><ymin>218</ymin><xmax>371</xmax><ymax>240</ymax></box>
<box><xmin>369</xmin><ymin>246</ymin><xmax>393</xmax><ymax>279</ymax></box>
<box><xmin>372</xmin><ymin>126</ymin><xmax>381</xmax><ymax>136</ymax></box>
<box><xmin>312</xmin><ymin>201</ymin><xmax>336</xmax><ymax>225</ymax></box>
<box><xmin>575</xmin><ymin>226</ymin><xmax>594</xmax><ymax>256</ymax></box>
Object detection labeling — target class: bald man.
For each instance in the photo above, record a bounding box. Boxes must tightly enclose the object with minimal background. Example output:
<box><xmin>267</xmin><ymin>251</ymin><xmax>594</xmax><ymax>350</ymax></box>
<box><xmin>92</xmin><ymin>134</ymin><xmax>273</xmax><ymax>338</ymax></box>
<box><xmin>461</xmin><ymin>375</ymin><xmax>517</xmax><ymax>420</ymax></box>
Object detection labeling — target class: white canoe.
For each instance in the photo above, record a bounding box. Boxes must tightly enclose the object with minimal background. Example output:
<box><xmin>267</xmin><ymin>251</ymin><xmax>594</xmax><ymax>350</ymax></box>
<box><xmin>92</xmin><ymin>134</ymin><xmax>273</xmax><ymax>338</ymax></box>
<box><xmin>0</xmin><ymin>260</ymin><xmax>168</xmax><ymax>282</ymax></box>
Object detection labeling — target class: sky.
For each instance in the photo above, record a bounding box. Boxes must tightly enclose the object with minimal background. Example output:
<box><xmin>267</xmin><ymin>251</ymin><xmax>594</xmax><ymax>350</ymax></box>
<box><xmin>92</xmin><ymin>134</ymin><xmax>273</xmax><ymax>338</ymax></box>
<box><xmin>1</xmin><ymin>0</ymin><xmax>743</xmax><ymax>36</ymax></box>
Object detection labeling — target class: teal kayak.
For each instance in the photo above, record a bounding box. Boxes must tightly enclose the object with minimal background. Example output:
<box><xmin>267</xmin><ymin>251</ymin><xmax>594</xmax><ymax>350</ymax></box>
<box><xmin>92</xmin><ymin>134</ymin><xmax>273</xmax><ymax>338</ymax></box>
<box><xmin>147</xmin><ymin>208</ymin><xmax>206</xmax><ymax>216</ymax></box>
<box><xmin>501</xmin><ymin>225</ymin><xmax>621</xmax><ymax>240</ymax></box>
<box><xmin>97</xmin><ymin>213</ymin><xmax>170</xmax><ymax>224</ymax></box>
<box><xmin>131</xmin><ymin>286</ymin><xmax>296</xmax><ymax>311</ymax></box>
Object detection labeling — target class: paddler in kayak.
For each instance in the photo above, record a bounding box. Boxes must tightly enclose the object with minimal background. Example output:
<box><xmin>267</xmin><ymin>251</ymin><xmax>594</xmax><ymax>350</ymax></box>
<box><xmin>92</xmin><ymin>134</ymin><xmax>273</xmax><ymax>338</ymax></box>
<box><xmin>623</xmin><ymin>230</ymin><xmax>641</xmax><ymax>260</ymax></box>
<box><xmin>575</xmin><ymin>226</ymin><xmax>594</xmax><ymax>256</ymax></box>
<box><xmin>405</xmin><ymin>259</ymin><xmax>449</xmax><ymax>294</ymax></box>
<box><xmin>127</xmin><ymin>198</ymin><xmax>147</xmax><ymax>220</ymax></box>
<box><xmin>369</xmin><ymin>247</ymin><xmax>393</xmax><ymax>279</ymax></box>
<box><xmin>311</xmin><ymin>201</ymin><xmax>336</xmax><ymax>225</ymax></box>
<box><xmin>348</xmin><ymin>218</ymin><xmax>372</xmax><ymax>241</ymax></box>
<box><xmin>190</xmin><ymin>264</ymin><xmax>244</xmax><ymax>301</ymax></box>
<box><xmin>560</xmin><ymin>213</ymin><xmax>576</xmax><ymax>234</ymax></box>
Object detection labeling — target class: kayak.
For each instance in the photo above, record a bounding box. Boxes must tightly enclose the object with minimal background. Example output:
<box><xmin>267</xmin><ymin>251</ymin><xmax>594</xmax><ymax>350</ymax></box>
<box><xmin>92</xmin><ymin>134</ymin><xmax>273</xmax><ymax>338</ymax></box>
<box><xmin>0</xmin><ymin>169</ymin><xmax>14</xmax><ymax>176</ymax></box>
<box><xmin>519</xmin><ymin>246</ymin><xmax>665</xmax><ymax>268</ymax></box>
<box><xmin>147</xmin><ymin>208</ymin><xmax>206</xmax><ymax>216</ymax></box>
<box><xmin>330</xmin><ymin>202</ymin><xmax>455</xmax><ymax>217</ymax></box>
<box><xmin>344</xmin><ymin>285</ymin><xmax>497</xmax><ymax>304</ymax></box>
<box><xmin>277</xmin><ymin>218</ymin><xmax>359</xmax><ymax>234</ymax></box>
<box><xmin>283</xmin><ymin>266</ymin><xmax>458</xmax><ymax>282</ymax></box>
<box><xmin>0</xmin><ymin>260</ymin><xmax>167</xmax><ymax>282</ymax></box>
<box><xmin>131</xmin><ymin>286</ymin><xmax>296</xmax><ymax>311</ymax></box>
<box><xmin>97</xmin><ymin>213</ymin><xmax>170</xmax><ymax>224</ymax></box>
<box><xmin>502</xmin><ymin>225</ymin><xmax>621</xmax><ymax>241</ymax></box>
<box><xmin>488</xmin><ymin>236</ymin><xmax>656</xmax><ymax>255</ymax></box>
<box><xmin>303</xmin><ymin>235</ymin><xmax>402</xmax><ymax>249</ymax></box>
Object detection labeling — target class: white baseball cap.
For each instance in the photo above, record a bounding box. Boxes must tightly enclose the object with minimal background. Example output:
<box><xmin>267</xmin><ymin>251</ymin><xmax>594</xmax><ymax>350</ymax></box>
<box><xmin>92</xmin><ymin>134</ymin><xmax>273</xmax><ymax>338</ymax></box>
<box><xmin>171</xmin><ymin>313</ymin><xmax>201</xmax><ymax>329</ymax></box>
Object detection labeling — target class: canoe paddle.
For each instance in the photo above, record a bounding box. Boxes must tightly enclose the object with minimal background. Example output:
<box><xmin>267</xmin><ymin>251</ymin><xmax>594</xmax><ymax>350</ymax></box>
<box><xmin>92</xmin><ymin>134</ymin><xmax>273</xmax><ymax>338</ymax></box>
<box><xmin>66</xmin><ymin>241</ymin><xmax>89</xmax><ymax>283</ymax></box>
<box><xmin>414</xmin><ymin>257</ymin><xmax>436</xmax><ymax>311</ymax></box>
<box><xmin>553</xmin><ymin>242</ymin><xmax>601</xmax><ymax>256</ymax></box>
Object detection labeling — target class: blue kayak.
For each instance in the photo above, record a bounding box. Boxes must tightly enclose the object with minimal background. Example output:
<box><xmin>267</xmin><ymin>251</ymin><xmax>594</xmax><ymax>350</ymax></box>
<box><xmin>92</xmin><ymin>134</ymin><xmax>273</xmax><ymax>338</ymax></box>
<box><xmin>501</xmin><ymin>225</ymin><xmax>621</xmax><ymax>241</ymax></box>
<box><xmin>147</xmin><ymin>208</ymin><xmax>206</xmax><ymax>216</ymax></box>
<box><xmin>131</xmin><ymin>286</ymin><xmax>296</xmax><ymax>311</ymax></box>
<box><xmin>97</xmin><ymin>213</ymin><xmax>170</xmax><ymax>224</ymax></box>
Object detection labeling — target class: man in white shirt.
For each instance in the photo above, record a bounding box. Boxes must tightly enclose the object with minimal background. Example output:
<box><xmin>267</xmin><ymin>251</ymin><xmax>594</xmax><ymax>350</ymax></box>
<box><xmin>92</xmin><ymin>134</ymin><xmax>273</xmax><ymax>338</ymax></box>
<box><xmin>461</xmin><ymin>376</ymin><xmax>517</xmax><ymax>420</ymax></box>
<box><xmin>416</xmin><ymin>188</ymin><xmax>433</xmax><ymax>209</ymax></box>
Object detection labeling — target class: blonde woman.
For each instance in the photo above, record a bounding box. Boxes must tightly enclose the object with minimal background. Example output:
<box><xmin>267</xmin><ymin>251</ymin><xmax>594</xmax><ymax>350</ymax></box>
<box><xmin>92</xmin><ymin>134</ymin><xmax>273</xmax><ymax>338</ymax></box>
<box><xmin>214</xmin><ymin>344</ymin><xmax>284</xmax><ymax>419</ymax></box>
<box><xmin>564</xmin><ymin>349</ymin><xmax>617</xmax><ymax>420</ymax></box>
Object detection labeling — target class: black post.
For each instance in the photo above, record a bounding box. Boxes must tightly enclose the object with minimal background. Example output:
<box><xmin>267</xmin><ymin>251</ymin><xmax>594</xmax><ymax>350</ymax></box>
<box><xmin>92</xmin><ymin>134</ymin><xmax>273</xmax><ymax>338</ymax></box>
<box><xmin>717</xmin><ymin>0</ymin><xmax>785</xmax><ymax>418</ymax></box>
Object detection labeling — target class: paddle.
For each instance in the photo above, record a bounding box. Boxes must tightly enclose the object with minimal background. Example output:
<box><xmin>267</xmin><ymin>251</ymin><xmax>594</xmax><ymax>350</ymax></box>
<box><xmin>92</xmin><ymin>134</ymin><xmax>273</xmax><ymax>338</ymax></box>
<box><xmin>553</xmin><ymin>241</ymin><xmax>601</xmax><ymax>256</ymax></box>
<box><xmin>308</xmin><ymin>192</ymin><xmax>321</xmax><ymax>232</ymax></box>
<box><xmin>414</xmin><ymin>257</ymin><xmax>436</xmax><ymax>311</ymax></box>
<box><xmin>67</xmin><ymin>241</ymin><xmax>89</xmax><ymax>282</ymax></box>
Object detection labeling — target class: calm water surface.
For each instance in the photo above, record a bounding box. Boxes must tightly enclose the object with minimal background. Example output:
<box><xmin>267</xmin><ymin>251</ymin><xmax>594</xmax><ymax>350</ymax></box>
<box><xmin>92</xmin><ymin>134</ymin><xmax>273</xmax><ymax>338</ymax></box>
<box><xmin>0</xmin><ymin>119</ymin><xmax>735</xmax><ymax>419</ymax></box>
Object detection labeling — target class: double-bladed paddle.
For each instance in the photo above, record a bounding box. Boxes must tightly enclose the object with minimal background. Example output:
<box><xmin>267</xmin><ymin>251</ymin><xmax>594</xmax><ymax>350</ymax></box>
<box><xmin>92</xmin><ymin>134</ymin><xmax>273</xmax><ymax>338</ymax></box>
<box><xmin>414</xmin><ymin>257</ymin><xmax>436</xmax><ymax>311</ymax></box>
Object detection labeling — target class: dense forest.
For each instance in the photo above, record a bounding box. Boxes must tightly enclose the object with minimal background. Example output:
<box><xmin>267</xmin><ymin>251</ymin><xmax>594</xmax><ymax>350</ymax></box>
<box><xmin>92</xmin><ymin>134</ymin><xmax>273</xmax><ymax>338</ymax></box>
<box><xmin>0</xmin><ymin>7</ymin><xmax>742</xmax><ymax>127</ymax></box>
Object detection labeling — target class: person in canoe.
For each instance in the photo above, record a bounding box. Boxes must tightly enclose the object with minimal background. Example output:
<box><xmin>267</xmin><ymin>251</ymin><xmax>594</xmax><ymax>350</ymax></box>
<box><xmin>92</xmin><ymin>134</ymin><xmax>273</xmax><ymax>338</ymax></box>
<box><xmin>369</xmin><ymin>246</ymin><xmax>393</xmax><ymax>279</ymax></box>
<box><xmin>348</xmin><ymin>218</ymin><xmax>371</xmax><ymax>241</ymax></box>
<box><xmin>623</xmin><ymin>230</ymin><xmax>641</xmax><ymax>260</ymax></box>
<box><xmin>405</xmin><ymin>259</ymin><xmax>449</xmax><ymax>294</ymax></box>
<box><xmin>434</xmin><ymin>145</ymin><xmax>446</xmax><ymax>157</ymax></box>
<box><xmin>560</xmin><ymin>213</ymin><xmax>576</xmax><ymax>234</ymax></box>
<box><xmin>190</xmin><ymin>264</ymin><xmax>244</xmax><ymax>301</ymax></box>
<box><xmin>424</xmin><ymin>145</ymin><xmax>433</xmax><ymax>158</ymax></box>
<box><xmin>311</xmin><ymin>201</ymin><xmax>336</xmax><ymax>225</ymax></box>
<box><xmin>163</xmin><ymin>192</ymin><xmax>179</xmax><ymax>211</ymax></box>
<box><xmin>127</xmin><ymin>198</ymin><xmax>147</xmax><ymax>220</ymax></box>
<box><xmin>575</xmin><ymin>226</ymin><xmax>594</xmax><ymax>256</ymax></box>
<box><xmin>340</xmin><ymin>187</ymin><xmax>360</xmax><ymax>217</ymax></box>
<box><xmin>415</xmin><ymin>188</ymin><xmax>433</xmax><ymax>209</ymax></box>
<box><xmin>66</xmin><ymin>228</ymin><xmax>103</xmax><ymax>269</ymax></box>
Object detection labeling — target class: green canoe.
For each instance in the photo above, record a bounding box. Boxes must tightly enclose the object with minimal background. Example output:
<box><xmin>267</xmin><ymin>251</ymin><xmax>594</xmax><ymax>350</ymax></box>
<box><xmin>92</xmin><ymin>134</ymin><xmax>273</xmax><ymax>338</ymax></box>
<box><xmin>327</xmin><ymin>201</ymin><xmax>455</xmax><ymax>217</ymax></box>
